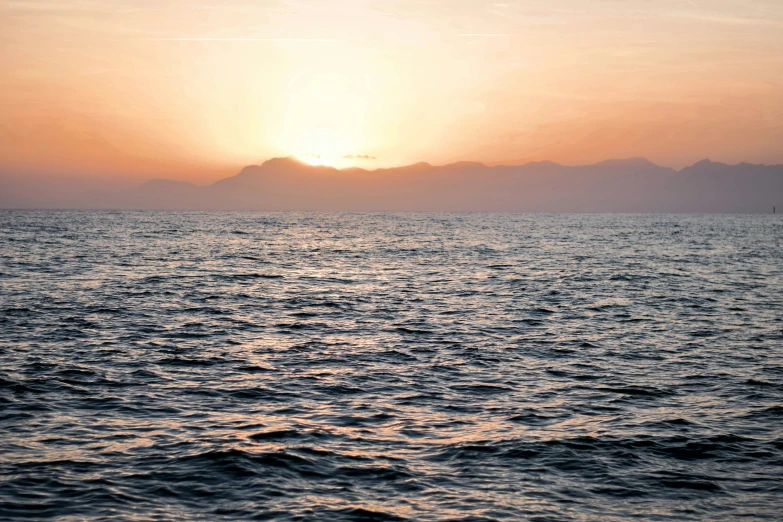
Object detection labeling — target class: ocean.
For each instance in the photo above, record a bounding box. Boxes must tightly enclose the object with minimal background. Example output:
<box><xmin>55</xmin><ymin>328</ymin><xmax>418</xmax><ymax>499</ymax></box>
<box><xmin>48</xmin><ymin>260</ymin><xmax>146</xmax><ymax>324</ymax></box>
<box><xmin>1</xmin><ymin>211</ymin><xmax>782</xmax><ymax>521</ymax></box>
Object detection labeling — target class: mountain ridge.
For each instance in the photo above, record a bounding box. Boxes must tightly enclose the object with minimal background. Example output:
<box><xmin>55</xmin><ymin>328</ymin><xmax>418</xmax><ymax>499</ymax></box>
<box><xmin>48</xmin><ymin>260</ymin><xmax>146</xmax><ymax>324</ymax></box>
<box><xmin>208</xmin><ymin>156</ymin><xmax>783</xmax><ymax>185</ymax></box>
<box><xmin>2</xmin><ymin>157</ymin><xmax>780</xmax><ymax>212</ymax></box>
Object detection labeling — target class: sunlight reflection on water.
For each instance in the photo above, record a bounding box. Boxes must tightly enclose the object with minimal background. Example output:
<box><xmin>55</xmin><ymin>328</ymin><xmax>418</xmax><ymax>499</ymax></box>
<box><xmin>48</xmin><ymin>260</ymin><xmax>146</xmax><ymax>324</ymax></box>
<box><xmin>1</xmin><ymin>211</ymin><xmax>782</xmax><ymax>521</ymax></box>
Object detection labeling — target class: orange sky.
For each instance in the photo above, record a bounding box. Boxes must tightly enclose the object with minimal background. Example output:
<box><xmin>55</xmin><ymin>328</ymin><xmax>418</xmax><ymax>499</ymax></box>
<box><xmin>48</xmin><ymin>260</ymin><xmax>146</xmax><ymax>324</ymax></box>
<box><xmin>2</xmin><ymin>0</ymin><xmax>783</xmax><ymax>183</ymax></box>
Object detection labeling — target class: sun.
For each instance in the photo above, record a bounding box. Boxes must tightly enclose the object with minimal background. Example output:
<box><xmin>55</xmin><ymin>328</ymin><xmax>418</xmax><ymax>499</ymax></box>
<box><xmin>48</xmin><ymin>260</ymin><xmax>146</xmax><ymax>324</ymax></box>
<box><xmin>276</xmin><ymin>69</ymin><xmax>371</xmax><ymax>169</ymax></box>
<box><xmin>298</xmin><ymin>127</ymin><xmax>347</xmax><ymax>166</ymax></box>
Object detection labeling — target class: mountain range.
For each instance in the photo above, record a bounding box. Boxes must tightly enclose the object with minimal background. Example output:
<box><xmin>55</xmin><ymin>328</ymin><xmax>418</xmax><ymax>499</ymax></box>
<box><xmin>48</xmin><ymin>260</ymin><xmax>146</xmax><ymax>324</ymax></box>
<box><xmin>4</xmin><ymin>157</ymin><xmax>782</xmax><ymax>212</ymax></box>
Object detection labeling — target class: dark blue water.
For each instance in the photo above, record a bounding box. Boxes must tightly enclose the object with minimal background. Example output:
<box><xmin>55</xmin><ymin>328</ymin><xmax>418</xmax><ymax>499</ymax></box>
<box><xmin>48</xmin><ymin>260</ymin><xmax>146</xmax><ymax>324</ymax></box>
<box><xmin>2</xmin><ymin>211</ymin><xmax>782</xmax><ymax>521</ymax></box>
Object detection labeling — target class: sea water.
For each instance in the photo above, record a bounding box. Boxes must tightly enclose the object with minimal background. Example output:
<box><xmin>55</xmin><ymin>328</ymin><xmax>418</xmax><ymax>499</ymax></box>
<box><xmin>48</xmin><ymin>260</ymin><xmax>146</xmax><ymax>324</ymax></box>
<box><xmin>1</xmin><ymin>211</ymin><xmax>782</xmax><ymax>520</ymax></box>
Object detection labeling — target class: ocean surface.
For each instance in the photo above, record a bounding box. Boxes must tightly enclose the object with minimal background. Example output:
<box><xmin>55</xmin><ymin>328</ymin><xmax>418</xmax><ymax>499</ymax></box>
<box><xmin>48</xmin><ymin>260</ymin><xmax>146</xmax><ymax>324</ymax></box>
<box><xmin>1</xmin><ymin>210</ymin><xmax>782</xmax><ymax>521</ymax></box>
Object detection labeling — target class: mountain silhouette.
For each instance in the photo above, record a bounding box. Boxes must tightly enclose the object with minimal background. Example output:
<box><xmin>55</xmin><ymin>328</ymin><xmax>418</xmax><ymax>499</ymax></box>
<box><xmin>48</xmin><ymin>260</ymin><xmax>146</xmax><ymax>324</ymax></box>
<box><xmin>3</xmin><ymin>157</ymin><xmax>781</xmax><ymax>212</ymax></box>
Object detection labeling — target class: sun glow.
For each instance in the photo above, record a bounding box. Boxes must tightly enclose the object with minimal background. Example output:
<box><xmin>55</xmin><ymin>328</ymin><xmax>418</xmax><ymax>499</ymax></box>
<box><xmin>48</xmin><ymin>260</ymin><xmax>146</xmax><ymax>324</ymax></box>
<box><xmin>297</xmin><ymin>127</ymin><xmax>346</xmax><ymax>166</ymax></box>
<box><xmin>277</xmin><ymin>69</ymin><xmax>371</xmax><ymax>169</ymax></box>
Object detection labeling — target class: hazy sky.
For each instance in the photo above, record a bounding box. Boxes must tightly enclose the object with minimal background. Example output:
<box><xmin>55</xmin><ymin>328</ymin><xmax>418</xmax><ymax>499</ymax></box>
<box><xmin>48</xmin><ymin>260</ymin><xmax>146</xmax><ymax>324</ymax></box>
<box><xmin>2</xmin><ymin>0</ymin><xmax>783</xmax><ymax>182</ymax></box>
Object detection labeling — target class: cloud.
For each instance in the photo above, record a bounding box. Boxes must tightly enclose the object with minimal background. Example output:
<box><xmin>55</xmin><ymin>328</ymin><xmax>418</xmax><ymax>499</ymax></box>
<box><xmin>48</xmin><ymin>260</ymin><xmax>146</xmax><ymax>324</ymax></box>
<box><xmin>148</xmin><ymin>37</ymin><xmax>337</xmax><ymax>42</ymax></box>
<box><xmin>342</xmin><ymin>154</ymin><xmax>376</xmax><ymax>160</ymax></box>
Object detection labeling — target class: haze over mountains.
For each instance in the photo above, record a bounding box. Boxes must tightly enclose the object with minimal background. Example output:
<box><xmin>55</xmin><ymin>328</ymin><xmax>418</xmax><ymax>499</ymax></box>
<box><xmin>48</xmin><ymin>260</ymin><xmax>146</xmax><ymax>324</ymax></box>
<box><xmin>2</xmin><ymin>157</ymin><xmax>781</xmax><ymax>213</ymax></box>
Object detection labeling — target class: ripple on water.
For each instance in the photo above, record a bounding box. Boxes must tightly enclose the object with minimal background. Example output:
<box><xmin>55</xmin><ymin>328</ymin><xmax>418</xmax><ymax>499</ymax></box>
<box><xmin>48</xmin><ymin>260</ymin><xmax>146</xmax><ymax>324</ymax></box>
<box><xmin>1</xmin><ymin>211</ymin><xmax>782</xmax><ymax>521</ymax></box>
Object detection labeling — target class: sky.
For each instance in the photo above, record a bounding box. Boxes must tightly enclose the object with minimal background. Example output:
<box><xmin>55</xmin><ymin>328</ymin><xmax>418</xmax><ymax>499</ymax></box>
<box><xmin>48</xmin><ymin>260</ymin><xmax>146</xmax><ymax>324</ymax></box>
<box><xmin>2</xmin><ymin>0</ymin><xmax>783</xmax><ymax>183</ymax></box>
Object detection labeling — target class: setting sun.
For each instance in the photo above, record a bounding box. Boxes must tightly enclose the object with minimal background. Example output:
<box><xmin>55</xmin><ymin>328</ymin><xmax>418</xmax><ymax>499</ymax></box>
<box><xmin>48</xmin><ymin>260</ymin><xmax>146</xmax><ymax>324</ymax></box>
<box><xmin>297</xmin><ymin>127</ymin><xmax>347</xmax><ymax>166</ymax></box>
<box><xmin>277</xmin><ymin>69</ymin><xmax>370</xmax><ymax>168</ymax></box>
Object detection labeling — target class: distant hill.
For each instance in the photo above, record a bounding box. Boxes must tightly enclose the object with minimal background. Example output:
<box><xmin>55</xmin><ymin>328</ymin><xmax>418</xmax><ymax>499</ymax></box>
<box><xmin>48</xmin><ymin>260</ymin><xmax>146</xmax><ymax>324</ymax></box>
<box><xmin>4</xmin><ymin>157</ymin><xmax>782</xmax><ymax>212</ymax></box>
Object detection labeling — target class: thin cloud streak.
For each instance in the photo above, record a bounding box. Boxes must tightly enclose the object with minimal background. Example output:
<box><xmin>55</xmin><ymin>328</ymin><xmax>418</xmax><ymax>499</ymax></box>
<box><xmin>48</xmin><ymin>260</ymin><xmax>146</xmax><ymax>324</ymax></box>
<box><xmin>149</xmin><ymin>37</ymin><xmax>338</xmax><ymax>42</ymax></box>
